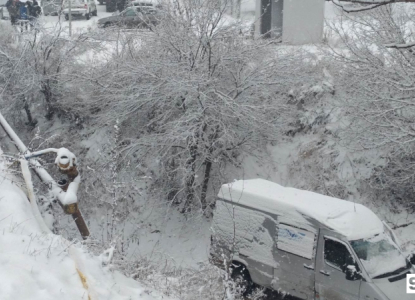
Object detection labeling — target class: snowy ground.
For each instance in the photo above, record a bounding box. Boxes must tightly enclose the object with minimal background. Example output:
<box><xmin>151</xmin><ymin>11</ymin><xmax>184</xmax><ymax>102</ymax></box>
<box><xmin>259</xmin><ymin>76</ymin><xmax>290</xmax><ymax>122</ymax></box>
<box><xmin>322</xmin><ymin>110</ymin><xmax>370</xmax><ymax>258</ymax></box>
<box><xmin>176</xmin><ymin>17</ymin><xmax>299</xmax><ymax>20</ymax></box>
<box><xmin>1</xmin><ymin>0</ymin><xmax>413</xmax><ymax>269</ymax></box>
<box><xmin>0</xmin><ymin>2</ymin><xmax>414</xmax><ymax>299</ymax></box>
<box><xmin>0</xmin><ymin>147</ymin><xmax>176</xmax><ymax>300</ymax></box>
<box><xmin>42</xmin><ymin>3</ymin><xmax>111</xmax><ymax>33</ymax></box>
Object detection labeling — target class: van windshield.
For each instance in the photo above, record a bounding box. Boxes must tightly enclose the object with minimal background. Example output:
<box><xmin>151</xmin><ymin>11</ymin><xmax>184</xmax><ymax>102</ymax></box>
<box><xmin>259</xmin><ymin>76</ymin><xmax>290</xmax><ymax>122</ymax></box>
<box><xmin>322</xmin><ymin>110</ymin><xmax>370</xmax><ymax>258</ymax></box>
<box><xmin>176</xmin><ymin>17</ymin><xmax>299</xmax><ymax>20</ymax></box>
<box><xmin>350</xmin><ymin>233</ymin><xmax>409</xmax><ymax>279</ymax></box>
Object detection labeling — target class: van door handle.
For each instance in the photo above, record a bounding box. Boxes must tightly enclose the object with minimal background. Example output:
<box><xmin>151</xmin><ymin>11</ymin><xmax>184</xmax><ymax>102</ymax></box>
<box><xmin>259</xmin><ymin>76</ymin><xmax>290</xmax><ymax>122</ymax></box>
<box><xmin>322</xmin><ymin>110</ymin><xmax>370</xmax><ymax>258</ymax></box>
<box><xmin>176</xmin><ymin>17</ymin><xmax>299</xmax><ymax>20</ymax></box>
<box><xmin>320</xmin><ymin>270</ymin><xmax>330</xmax><ymax>276</ymax></box>
<box><xmin>304</xmin><ymin>264</ymin><xmax>314</xmax><ymax>270</ymax></box>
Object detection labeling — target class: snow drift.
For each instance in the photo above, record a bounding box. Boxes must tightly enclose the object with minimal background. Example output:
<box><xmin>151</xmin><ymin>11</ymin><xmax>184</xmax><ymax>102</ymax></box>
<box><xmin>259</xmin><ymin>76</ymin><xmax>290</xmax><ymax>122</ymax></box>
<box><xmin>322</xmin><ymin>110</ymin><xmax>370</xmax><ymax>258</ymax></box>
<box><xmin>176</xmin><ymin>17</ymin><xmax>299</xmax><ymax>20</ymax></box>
<box><xmin>0</xmin><ymin>151</ymin><xmax>174</xmax><ymax>300</ymax></box>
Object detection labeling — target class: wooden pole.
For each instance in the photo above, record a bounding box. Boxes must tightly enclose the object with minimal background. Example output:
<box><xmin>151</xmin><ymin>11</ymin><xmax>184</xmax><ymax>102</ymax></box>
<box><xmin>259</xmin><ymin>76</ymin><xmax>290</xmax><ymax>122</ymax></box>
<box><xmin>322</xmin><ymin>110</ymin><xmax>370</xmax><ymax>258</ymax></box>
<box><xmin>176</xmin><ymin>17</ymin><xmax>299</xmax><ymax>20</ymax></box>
<box><xmin>58</xmin><ymin>162</ymin><xmax>90</xmax><ymax>240</ymax></box>
<box><xmin>0</xmin><ymin>112</ymin><xmax>90</xmax><ymax>240</ymax></box>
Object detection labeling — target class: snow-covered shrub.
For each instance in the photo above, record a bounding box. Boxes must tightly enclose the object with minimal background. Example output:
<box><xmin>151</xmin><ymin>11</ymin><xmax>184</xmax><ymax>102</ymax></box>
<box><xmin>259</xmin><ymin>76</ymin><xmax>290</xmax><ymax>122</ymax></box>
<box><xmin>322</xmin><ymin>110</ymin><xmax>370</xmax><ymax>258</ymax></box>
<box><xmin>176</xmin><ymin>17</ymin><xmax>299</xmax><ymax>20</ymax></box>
<box><xmin>79</xmin><ymin>0</ymin><xmax>310</xmax><ymax>214</ymax></box>
<box><xmin>285</xmin><ymin>67</ymin><xmax>336</xmax><ymax>137</ymax></box>
<box><xmin>116</xmin><ymin>256</ymin><xmax>265</xmax><ymax>300</ymax></box>
<box><xmin>327</xmin><ymin>4</ymin><xmax>415</xmax><ymax>209</ymax></box>
<box><xmin>0</xmin><ymin>21</ymin><xmax>92</xmax><ymax>127</ymax></box>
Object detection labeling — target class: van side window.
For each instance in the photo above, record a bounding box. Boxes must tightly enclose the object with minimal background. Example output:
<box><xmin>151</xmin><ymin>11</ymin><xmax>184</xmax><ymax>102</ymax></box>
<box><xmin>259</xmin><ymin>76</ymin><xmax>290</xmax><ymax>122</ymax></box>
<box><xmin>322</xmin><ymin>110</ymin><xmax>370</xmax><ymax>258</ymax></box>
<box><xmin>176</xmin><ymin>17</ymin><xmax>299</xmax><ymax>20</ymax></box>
<box><xmin>324</xmin><ymin>238</ymin><xmax>356</xmax><ymax>271</ymax></box>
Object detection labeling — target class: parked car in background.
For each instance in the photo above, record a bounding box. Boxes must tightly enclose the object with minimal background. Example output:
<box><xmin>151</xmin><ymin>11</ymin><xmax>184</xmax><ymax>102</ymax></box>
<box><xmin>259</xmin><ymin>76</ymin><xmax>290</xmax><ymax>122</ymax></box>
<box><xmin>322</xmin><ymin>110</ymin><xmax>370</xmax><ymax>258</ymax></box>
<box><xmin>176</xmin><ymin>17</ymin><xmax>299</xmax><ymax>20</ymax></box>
<box><xmin>42</xmin><ymin>0</ymin><xmax>63</xmax><ymax>16</ymax></box>
<box><xmin>210</xmin><ymin>179</ymin><xmax>415</xmax><ymax>300</ymax></box>
<box><xmin>128</xmin><ymin>0</ymin><xmax>163</xmax><ymax>10</ymax></box>
<box><xmin>98</xmin><ymin>5</ymin><xmax>161</xmax><ymax>28</ymax></box>
<box><xmin>128</xmin><ymin>0</ymin><xmax>151</xmax><ymax>7</ymax></box>
<box><xmin>62</xmin><ymin>0</ymin><xmax>97</xmax><ymax>20</ymax></box>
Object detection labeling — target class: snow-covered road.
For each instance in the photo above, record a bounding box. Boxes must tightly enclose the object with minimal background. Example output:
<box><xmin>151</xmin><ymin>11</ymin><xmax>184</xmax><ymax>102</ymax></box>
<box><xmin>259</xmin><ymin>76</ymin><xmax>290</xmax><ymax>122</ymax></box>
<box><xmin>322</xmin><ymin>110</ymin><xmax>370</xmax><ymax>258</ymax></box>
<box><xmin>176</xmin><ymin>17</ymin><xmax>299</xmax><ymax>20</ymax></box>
<box><xmin>41</xmin><ymin>3</ymin><xmax>112</xmax><ymax>33</ymax></box>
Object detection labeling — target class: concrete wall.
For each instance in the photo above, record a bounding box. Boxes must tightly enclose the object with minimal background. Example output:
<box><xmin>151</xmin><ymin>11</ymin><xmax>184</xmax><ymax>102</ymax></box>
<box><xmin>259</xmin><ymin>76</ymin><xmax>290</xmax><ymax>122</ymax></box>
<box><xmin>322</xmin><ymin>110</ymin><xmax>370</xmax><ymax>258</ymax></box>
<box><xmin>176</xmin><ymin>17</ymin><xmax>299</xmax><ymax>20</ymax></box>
<box><xmin>271</xmin><ymin>0</ymin><xmax>283</xmax><ymax>38</ymax></box>
<box><xmin>282</xmin><ymin>0</ymin><xmax>325</xmax><ymax>44</ymax></box>
<box><xmin>255</xmin><ymin>0</ymin><xmax>283</xmax><ymax>38</ymax></box>
<box><xmin>254</xmin><ymin>0</ymin><xmax>261</xmax><ymax>37</ymax></box>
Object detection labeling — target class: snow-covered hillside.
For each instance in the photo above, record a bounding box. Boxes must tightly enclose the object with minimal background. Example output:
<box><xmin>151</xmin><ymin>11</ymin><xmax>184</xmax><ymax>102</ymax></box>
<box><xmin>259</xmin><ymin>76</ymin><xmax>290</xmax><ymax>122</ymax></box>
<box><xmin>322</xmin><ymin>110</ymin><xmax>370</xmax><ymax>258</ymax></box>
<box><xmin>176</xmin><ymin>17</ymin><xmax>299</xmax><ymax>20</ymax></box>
<box><xmin>0</xmin><ymin>150</ymin><xmax>175</xmax><ymax>300</ymax></box>
<box><xmin>0</xmin><ymin>1</ymin><xmax>415</xmax><ymax>299</ymax></box>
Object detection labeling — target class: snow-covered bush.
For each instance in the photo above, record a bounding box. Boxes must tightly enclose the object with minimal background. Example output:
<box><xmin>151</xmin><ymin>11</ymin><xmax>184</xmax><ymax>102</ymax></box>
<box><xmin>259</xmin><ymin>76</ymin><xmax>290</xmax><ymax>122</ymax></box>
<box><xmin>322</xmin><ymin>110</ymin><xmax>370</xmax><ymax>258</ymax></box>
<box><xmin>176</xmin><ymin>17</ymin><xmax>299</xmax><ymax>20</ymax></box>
<box><xmin>79</xmin><ymin>0</ymin><xmax>312</xmax><ymax>215</ymax></box>
<box><xmin>116</xmin><ymin>256</ymin><xmax>266</xmax><ymax>300</ymax></box>
<box><xmin>0</xmin><ymin>22</ymin><xmax>91</xmax><ymax>127</ymax></box>
<box><xmin>326</xmin><ymin>4</ymin><xmax>415</xmax><ymax>209</ymax></box>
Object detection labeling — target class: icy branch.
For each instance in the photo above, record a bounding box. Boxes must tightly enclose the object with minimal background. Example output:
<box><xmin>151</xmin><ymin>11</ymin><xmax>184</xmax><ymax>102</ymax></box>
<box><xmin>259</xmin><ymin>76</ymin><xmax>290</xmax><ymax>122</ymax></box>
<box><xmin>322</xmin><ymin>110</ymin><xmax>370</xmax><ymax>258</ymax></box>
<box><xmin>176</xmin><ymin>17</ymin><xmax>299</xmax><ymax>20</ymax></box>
<box><xmin>384</xmin><ymin>42</ymin><xmax>415</xmax><ymax>49</ymax></box>
<box><xmin>332</xmin><ymin>0</ymin><xmax>415</xmax><ymax>12</ymax></box>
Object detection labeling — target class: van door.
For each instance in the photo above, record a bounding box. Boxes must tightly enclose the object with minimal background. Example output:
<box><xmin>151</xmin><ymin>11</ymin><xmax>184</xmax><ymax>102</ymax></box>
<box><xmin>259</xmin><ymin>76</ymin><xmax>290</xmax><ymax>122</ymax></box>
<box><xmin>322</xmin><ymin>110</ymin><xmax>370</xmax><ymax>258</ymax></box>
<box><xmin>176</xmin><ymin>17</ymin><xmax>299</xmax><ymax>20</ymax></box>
<box><xmin>315</xmin><ymin>231</ymin><xmax>361</xmax><ymax>300</ymax></box>
<box><xmin>273</xmin><ymin>223</ymin><xmax>316</xmax><ymax>299</ymax></box>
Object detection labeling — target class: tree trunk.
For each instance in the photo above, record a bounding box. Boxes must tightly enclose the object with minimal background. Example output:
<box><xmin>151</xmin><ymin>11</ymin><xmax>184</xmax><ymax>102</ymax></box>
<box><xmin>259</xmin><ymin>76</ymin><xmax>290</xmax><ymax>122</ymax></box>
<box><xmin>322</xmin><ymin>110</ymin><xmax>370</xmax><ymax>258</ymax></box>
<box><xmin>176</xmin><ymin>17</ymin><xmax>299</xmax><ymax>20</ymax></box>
<box><xmin>200</xmin><ymin>159</ymin><xmax>212</xmax><ymax>210</ymax></box>
<box><xmin>181</xmin><ymin>142</ymin><xmax>198</xmax><ymax>213</ymax></box>
<box><xmin>22</xmin><ymin>95</ymin><xmax>37</xmax><ymax>127</ymax></box>
<box><xmin>41</xmin><ymin>81</ymin><xmax>54</xmax><ymax>120</ymax></box>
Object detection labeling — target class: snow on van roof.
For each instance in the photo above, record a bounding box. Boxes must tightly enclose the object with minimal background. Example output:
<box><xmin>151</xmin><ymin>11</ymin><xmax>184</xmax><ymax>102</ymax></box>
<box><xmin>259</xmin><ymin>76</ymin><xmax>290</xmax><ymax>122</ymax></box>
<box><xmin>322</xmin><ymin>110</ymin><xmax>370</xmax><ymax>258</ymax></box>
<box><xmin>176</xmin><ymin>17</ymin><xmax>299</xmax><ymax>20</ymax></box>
<box><xmin>218</xmin><ymin>179</ymin><xmax>384</xmax><ymax>241</ymax></box>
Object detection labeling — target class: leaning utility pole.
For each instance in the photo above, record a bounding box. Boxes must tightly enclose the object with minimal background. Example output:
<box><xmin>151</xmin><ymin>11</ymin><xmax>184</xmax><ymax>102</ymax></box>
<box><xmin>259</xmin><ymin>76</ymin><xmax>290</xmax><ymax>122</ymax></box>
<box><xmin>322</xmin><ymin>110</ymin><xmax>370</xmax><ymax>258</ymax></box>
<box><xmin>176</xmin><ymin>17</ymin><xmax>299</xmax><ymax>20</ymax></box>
<box><xmin>0</xmin><ymin>112</ymin><xmax>90</xmax><ymax>240</ymax></box>
<box><xmin>25</xmin><ymin>148</ymin><xmax>90</xmax><ymax>239</ymax></box>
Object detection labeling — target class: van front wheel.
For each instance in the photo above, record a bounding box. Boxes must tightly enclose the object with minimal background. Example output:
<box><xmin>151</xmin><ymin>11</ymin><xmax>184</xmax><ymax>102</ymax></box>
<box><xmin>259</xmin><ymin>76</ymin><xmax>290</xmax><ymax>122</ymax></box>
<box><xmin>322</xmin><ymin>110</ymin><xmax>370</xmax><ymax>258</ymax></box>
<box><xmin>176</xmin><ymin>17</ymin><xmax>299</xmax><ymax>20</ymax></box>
<box><xmin>231</xmin><ymin>265</ymin><xmax>253</xmax><ymax>296</ymax></box>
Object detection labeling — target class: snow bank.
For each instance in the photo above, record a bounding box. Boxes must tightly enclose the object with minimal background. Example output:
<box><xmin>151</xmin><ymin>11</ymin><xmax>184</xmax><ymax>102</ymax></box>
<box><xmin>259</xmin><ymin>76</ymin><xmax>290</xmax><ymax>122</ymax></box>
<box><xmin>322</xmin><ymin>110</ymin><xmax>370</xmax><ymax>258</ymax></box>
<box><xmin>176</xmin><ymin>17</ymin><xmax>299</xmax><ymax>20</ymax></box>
<box><xmin>0</xmin><ymin>174</ymin><xmax>42</xmax><ymax>235</ymax></box>
<box><xmin>0</xmin><ymin>153</ymin><xmax>174</xmax><ymax>300</ymax></box>
<box><xmin>218</xmin><ymin>179</ymin><xmax>384</xmax><ymax>240</ymax></box>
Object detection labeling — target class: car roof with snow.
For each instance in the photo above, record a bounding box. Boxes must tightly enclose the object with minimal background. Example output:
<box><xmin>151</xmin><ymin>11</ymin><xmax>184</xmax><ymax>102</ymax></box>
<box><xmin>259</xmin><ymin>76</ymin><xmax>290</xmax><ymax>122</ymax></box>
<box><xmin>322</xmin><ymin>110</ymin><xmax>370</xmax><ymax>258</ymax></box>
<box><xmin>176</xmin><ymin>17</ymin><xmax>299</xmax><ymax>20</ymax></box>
<box><xmin>129</xmin><ymin>0</ymin><xmax>157</xmax><ymax>5</ymax></box>
<box><xmin>218</xmin><ymin>179</ymin><xmax>384</xmax><ymax>241</ymax></box>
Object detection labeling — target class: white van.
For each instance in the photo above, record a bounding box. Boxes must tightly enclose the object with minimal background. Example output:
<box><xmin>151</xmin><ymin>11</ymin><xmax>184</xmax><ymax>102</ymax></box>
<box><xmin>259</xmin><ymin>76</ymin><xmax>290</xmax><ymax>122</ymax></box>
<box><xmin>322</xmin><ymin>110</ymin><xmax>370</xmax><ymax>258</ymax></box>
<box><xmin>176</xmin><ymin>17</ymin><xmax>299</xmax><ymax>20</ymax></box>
<box><xmin>210</xmin><ymin>179</ymin><xmax>415</xmax><ymax>300</ymax></box>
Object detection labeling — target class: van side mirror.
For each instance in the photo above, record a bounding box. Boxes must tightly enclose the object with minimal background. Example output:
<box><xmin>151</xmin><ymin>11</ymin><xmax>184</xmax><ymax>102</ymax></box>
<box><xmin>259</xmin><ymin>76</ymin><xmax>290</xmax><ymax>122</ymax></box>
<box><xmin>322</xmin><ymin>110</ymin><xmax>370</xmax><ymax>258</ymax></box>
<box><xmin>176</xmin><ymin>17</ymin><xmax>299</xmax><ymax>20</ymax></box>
<box><xmin>345</xmin><ymin>265</ymin><xmax>362</xmax><ymax>281</ymax></box>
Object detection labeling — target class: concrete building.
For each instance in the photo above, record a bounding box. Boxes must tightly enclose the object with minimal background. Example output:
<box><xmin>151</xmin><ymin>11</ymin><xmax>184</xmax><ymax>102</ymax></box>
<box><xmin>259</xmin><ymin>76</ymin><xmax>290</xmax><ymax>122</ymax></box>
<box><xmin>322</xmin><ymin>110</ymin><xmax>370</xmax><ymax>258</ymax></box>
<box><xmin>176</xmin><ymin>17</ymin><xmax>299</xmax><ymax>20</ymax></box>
<box><xmin>255</xmin><ymin>0</ymin><xmax>325</xmax><ymax>44</ymax></box>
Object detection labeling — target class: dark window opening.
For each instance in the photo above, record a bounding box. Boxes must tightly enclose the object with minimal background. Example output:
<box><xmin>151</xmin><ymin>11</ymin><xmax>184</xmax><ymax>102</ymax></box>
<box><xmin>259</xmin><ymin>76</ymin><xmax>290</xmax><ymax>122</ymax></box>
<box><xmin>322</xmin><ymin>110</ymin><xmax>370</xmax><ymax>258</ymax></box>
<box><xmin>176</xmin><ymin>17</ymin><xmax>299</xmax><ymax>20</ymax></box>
<box><xmin>324</xmin><ymin>239</ymin><xmax>357</xmax><ymax>272</ymax></box>
<box><xmin>260</xmin><ymin>0</ymin><xmax>271</xmax><ymax>38</ymax></box>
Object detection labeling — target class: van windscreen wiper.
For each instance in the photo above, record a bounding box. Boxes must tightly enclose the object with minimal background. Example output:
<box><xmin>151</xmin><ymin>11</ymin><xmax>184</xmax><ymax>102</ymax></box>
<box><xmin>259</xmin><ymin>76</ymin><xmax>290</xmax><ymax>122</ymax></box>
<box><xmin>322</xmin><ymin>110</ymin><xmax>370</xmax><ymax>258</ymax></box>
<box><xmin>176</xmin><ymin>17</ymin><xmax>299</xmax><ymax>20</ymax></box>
<box><xmin>372</xmin><ymin>264</ymin><xmax>410</xmax><ymax>279</ymax></box>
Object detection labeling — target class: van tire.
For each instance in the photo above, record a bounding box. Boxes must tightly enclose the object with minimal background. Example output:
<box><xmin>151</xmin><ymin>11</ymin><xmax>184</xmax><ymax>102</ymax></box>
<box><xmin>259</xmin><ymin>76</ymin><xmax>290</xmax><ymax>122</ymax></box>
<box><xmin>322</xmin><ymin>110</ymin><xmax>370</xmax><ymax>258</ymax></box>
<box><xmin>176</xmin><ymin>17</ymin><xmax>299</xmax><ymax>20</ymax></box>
<box><xmin>231</xmin><ymin>265</ymin><xmax>253</xmax><ymax>296</ymax></box>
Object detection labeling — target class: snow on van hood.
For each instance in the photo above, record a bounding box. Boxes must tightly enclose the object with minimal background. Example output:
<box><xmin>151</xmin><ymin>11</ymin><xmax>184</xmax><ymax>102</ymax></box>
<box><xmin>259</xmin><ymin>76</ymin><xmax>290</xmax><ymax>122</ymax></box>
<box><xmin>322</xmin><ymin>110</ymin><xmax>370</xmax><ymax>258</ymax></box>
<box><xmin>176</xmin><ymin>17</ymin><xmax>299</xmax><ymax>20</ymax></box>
<box><xmin>218</xmin><ymin>179</ymin><xmax>384</xmax><ymax>240</ymax></box>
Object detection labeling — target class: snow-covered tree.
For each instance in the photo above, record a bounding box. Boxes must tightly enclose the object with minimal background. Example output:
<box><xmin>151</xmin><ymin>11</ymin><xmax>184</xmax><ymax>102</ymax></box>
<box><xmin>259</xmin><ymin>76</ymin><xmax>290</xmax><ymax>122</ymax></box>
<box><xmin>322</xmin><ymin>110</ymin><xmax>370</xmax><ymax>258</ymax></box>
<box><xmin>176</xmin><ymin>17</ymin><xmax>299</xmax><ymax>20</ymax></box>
<box><xmin>327</xmin><ymin>4</ymin><xmax>415</xmax><ymax>208</ymax></box>
<box><xmin>332</xmin><ymin>0</ymin><xmax>415</xmax><ymax>13</ymax></box>
<box><xmin>0</xmin><ymin>22</ymin><xmax>90</xmax><ymax>125</ymax></box>
<box><xmin>85</xmin><ymin>0</ymin><xmax>308</xmax><ymax>213</ymax></box>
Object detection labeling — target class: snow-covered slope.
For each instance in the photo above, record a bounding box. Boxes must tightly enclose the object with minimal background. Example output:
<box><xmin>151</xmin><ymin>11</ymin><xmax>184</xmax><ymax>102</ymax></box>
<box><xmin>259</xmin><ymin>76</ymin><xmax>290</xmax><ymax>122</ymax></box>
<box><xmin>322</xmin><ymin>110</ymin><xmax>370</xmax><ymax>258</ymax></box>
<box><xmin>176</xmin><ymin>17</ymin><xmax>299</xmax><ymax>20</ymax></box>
<box><xmin>0</xmin><ymin>151</ymin><xmax>174</xmax><ymax>300</ymax></box>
